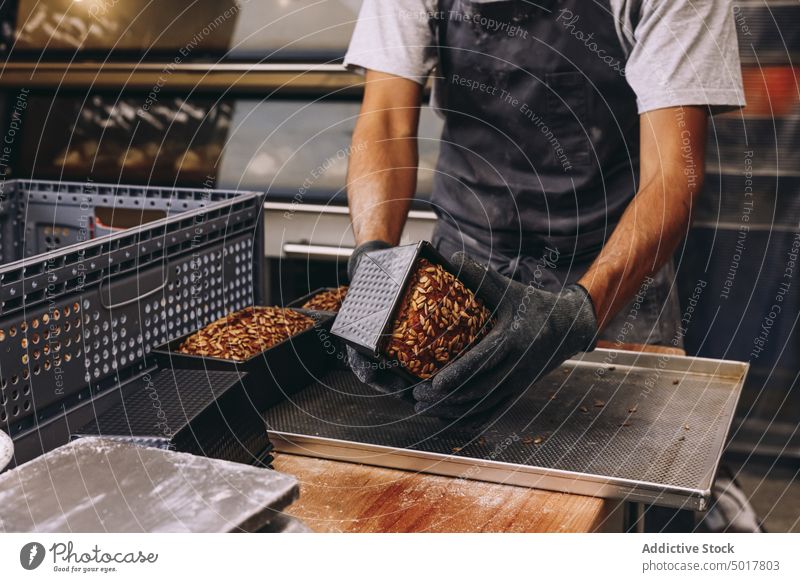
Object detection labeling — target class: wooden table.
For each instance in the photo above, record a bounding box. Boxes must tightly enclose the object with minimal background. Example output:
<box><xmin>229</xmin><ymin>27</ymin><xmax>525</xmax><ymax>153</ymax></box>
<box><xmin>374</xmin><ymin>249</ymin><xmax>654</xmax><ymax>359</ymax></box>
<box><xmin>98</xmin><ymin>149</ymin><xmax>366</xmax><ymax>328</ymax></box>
<box><xmin>274</xmin><ymin>343</ymin><xmax>684</xmax><ymax>533</ymax></box>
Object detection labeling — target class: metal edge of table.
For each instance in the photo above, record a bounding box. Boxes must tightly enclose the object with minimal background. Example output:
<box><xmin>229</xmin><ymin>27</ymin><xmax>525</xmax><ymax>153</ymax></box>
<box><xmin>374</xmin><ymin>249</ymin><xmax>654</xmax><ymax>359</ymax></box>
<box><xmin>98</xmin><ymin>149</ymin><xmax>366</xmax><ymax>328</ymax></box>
<box><xmin>269</xmin><ymin>431</ymin><xmax>708</xmax><ymax>511</ymax></box>
<box><xmin>571</xmin><ymin>348</ymin><xmax>749</xmax><ymax>379</ymax></box>
<box><xmin>268</xmin><ymin>349</ymin><xmax>749</xmax><ymax>512</ymax></box>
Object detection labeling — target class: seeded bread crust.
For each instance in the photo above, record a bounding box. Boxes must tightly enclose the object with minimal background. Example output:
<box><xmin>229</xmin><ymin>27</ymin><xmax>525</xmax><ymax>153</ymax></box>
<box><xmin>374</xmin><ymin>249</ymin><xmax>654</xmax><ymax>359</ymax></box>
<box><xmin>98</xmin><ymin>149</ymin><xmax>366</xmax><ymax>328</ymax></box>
<box><xmin>301</xmin><ymin>285</ymin><xmax>349</xmax><ymax>312</ymax></box>
<box><xmin>386</xmin><ymin>258</ymin><xmax>492</xmax><ymax>379</ymax></box>
<box><xmin>178</xmin><ymin>306</ymin><xmax>314</xmax><ymax>362</ymax></box>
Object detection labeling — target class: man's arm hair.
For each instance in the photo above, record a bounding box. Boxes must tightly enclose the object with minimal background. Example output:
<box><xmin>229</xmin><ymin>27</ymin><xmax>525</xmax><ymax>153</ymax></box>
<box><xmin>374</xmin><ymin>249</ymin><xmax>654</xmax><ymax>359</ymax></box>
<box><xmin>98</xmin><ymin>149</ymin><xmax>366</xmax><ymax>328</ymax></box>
<box><xmin>578</xmin><ymin>106</ymin><xmax>708</xmax><ymax>329</ymax></box>
<box><xmin>347</xmin><ymin>70</ymin><xmax>423</xmax><ymax>246</ymax></box>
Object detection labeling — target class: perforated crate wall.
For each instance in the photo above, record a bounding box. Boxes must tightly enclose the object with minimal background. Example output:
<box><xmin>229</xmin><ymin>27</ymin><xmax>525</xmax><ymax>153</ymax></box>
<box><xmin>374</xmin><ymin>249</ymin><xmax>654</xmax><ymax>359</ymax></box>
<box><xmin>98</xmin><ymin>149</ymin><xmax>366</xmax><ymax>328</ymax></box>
<box><xmin>0</xmin><ymin>180</ymin><xmax>263</xmax><ymax>439</ymax></box>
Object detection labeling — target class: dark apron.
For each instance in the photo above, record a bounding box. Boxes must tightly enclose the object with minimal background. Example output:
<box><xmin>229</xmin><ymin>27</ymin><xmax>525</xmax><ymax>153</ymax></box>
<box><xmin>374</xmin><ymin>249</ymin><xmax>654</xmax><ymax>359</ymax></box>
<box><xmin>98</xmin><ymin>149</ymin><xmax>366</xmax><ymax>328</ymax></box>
<box><xmin>430</xmin><ymin>0</ymin><xmax>681</xmax><ymax>345</ymax></box>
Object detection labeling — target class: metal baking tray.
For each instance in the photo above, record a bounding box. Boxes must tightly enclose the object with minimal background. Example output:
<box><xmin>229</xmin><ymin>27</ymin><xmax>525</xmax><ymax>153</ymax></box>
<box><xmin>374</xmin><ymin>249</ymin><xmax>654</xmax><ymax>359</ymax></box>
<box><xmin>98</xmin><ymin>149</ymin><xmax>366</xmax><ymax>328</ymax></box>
<box><xmin>265</xmin><ymin>349</ymin><xmax>748</xmax><ymax>511</ymax></box>
<box><xmin>0</xmin><ymin>438</ymin><xmax>299</xmax><ymax>533</ymax></box>
<box><xmin>330</xmin><ymin>240</ymin><xmax>492</xmax><ymax>382</ymax></box>
<box><xmin>152</xmin><ymin>308</ymin><xmax>336</xmax><ymax>410</ymax></box>
<box><xmin>285</xmin><ymin>290</ymin><xmax>351</xmax><ymax>368</ymax></box>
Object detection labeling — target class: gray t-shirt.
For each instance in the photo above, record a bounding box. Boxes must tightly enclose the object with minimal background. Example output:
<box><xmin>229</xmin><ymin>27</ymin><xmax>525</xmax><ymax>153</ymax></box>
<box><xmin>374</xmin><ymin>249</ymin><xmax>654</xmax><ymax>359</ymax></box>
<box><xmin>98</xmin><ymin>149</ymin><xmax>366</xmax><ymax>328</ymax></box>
<box><xmin>344</xmin><ymin>0</ymin><xmax>745</xmax><ymax>115</ymax></box>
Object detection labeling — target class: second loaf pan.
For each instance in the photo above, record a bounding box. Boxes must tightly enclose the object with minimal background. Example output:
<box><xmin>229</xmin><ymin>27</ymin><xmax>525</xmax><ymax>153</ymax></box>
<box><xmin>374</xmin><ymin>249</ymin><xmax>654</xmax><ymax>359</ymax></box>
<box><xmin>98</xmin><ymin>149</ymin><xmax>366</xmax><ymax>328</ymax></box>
<box><xmin>153</xmin><ymin>308</ymin><xmax>336</xmax><ymax>410</ymax></box>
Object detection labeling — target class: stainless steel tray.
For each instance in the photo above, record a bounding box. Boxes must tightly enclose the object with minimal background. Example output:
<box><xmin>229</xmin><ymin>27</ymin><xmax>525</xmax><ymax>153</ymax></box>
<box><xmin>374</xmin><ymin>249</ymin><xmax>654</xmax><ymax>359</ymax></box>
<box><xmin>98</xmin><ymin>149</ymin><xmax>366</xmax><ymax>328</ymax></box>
<box><xmin>265</xmin><ymin>349</ymin><xmax>748</xmax><ymax>511</ymax></box>
<box><xmin>0</xmin><ymin>438</ymin><xmax>298</xmax><ymax>532</ymax></box>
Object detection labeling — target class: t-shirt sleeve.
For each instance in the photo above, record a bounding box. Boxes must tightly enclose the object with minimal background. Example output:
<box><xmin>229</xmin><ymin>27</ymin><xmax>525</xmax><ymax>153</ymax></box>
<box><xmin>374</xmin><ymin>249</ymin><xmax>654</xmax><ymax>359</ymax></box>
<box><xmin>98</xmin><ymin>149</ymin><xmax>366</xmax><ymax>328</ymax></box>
<box><xmin>625</xmin><ymin>0</ymin><xmax>746</xmax><ymax>115</ymax></box>
<box><xmin>343</xmin><ymin>0</ymin><xmax>438</xmax><ymax>85</ymax></box>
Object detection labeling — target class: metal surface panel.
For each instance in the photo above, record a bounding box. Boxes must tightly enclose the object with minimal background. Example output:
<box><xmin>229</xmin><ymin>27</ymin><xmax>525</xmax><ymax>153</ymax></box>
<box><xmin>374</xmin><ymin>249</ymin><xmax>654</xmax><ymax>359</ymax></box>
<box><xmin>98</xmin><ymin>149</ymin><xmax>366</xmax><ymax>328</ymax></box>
<box><xmin>265</xmin><ymin>349</ymin><xmax>748</xmax><ymax>510</ymax></box>
<box><xmin>262</xmin><ymin>202</ymin><xmax>437</xmax><ymax>259</ymax></box>
<box><xmin>0</xmin><ymin>438</ymin><xmax>299</xmax><ymax>532</ymax></box>
<box><xmin>0</xmin><ymin>430</ymin><xmax>11</xmax><ymax>471</ymax></box>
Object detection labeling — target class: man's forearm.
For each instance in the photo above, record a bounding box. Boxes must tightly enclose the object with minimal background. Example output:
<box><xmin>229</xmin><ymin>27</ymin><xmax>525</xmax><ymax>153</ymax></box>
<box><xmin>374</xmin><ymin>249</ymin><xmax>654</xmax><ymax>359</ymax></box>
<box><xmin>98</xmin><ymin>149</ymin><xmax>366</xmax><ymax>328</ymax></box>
<box><xmin>578</xmin><ymin>174</ymin><xmax>695</xmax><ymax>329</ymax></box>
<box><xmin>348</xmin><ymin>118</ymin><xmax>418</xmax><ymax>245</ymax></box>
<box><xmin>347</xmin><ymin>71</ymin><xmax>423</xmax><ymax>246</ymax></box>
<box><xmin>578</xmin><ymin>106</ymin><xmax>708</xmax><ymax>330</ymax></box>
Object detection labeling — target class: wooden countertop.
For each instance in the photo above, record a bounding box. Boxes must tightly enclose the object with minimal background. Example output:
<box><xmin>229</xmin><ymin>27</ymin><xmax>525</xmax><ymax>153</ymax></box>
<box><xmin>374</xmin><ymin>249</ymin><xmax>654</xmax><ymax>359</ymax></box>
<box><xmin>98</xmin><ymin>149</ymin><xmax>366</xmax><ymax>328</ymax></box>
<box><xmin>274</xmin><ymin>343</ymin><xmax>683</xmax><ymax>533</ymax></box>
<box><xmin>273</xmin><ymin>454</ymin><xmax>614</xmax><ymax>532</ymax></box>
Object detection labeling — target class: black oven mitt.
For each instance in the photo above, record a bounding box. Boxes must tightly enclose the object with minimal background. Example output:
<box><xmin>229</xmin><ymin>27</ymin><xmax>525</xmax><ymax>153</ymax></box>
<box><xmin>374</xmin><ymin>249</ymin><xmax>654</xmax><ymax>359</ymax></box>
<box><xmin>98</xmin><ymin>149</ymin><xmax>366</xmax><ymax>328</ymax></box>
<box><xmin>412</xmin><ymin>251</ymin><xmax>599</xmax><ymax>419</ymax></box>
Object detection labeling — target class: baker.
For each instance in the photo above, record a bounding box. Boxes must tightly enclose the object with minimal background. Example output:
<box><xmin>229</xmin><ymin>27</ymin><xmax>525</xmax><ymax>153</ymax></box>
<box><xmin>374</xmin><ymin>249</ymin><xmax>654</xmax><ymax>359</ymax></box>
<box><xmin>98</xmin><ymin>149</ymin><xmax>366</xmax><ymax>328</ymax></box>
<box><xmin>342</xmin><ymin>0</ymin><xmax>744</xmax><ymax>418</ymax></box>
<box><xmin>340</xmin><ymin>1</ymin><xmax>764</xmax><ymax>532</ymax></box>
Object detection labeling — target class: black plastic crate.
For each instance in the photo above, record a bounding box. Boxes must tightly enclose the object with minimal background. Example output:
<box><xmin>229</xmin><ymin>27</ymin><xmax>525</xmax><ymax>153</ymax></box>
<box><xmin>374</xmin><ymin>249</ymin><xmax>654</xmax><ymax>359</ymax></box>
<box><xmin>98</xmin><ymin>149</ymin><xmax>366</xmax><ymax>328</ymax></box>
<box><xmin>0</xmin><ymin>180</ymin><xmax>264</xmax><ymax>465</ymax></box>
<box><xmin>152</xmin><ymin>309</ymin><xmax>337</xmax><ymax>410</ymax></box>
<box><xmin>74</xmin><ymin>368</ymin><xmax>273</xmax><ymax>467</ymax></box>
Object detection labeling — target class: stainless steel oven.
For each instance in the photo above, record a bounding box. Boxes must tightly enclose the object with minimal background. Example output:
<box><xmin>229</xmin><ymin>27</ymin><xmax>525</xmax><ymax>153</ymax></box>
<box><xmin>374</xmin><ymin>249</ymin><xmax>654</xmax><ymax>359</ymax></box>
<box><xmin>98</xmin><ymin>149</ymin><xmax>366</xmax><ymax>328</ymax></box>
<box><xmin>9</xmin><ymin>0</ymin><xmax>361</xmax><ymax>60</ymax></box>
<box><xmin>216</xmin><ymin>98</ymin><xmax>442</xmax><ymax>303</ymax></box>
<box><xmin>0</xmin><ymin>0</ymin><xmax>441</xmax><ymax>306</ymax></box>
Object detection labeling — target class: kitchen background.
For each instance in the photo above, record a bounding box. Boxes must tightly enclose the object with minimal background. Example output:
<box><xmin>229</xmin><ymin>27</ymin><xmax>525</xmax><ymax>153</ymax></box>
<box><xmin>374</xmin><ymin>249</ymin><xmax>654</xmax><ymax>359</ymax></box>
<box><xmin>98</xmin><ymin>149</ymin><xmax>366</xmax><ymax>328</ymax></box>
<box><xmin>0</xmin><ymin>0</ymin><xmax>797</xmax><ymax>531</ymax></box>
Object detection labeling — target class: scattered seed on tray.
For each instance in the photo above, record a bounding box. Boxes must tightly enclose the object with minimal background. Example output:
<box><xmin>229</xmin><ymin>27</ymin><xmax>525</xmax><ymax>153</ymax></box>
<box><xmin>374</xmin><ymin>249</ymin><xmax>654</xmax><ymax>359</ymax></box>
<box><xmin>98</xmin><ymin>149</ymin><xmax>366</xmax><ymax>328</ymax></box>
<box><xmin>302</xmin><ymin>285</ymin><xmax>348</xmax><ymax>312</ymax></box>
<box><xmin>386</xmin><ymin>258</ymin><xmax>493</xmax><ymax>379</ymax></box>
<box><xmin>580</xmin><ymin>406</ymin><xmax>589</xmax><ymax>413</ymax></box>
<box><xmin>628</xmin><ymin>405</ymin><xmax>638</xmax><ymax>414</ymax></box>
<box><xmin>620</xmin><ymin>421</ymin><xmax>631</xmax><ymax>427</ymax></box>
<box><xmin>683</xmin><ymin>424</ymin><xmax>690</xmax><ymax>430</ymax></box>
<box><xmin>178</xmin><ymin>306</ymin><xmax>314</xmax><ymax>362</ymax></box>
<box><xmin>522</xmin><ymin>436</ymin><xmax>545</xmax><ymax>445</ymax></box>
<box><xmin>673</xmin><ymin>379</ymin><xmax>680</xmax><ymax>385</ymax></box>
<box><xmin>593</xmin><ymin>399</ymin><xmax>606</xmax><ymax>408</ymax></box>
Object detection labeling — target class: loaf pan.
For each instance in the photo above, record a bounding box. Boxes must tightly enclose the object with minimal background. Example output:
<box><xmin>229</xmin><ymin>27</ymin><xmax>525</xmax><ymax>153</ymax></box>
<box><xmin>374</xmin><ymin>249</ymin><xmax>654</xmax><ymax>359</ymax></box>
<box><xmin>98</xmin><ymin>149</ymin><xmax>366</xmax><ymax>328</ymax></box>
<box><xmin>153</xmin><ymin>308</ymin><xmax>336</xmax><ymax>410</ymax></box>
<box><xmin>330</xmin><ymin>241</ymin><xmax>492</xmax><ymax>380</ymax></box>
<box><xmin>285</xmin><ymin>287</ymin><xmax>345</xmax><ymax>313</ymax></box>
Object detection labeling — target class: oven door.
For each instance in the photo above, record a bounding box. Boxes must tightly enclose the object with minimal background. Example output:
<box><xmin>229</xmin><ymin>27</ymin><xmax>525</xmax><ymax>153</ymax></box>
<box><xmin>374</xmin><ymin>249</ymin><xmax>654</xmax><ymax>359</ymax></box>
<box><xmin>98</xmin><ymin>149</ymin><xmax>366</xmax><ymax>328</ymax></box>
<box><xmin>262</xmin><ymin>202</ymin><xmax>437</xmax><ymax>305</ymax></box>
<box><xmin>214</xmin><ymin>98</ymin><xmax>443</xmax><ymax>304</ymax></box>
<box><xmin>1</xmin><ymin>86</ymin><xmax>444</xmax><ymax>306</ymax></box>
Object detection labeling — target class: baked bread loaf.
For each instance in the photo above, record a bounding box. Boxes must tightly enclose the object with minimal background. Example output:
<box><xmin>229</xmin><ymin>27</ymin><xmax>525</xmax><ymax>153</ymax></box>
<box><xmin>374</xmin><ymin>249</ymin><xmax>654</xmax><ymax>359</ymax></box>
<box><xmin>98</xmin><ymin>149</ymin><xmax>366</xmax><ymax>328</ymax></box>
<box><xmin>302</xmin><ymin>285</ymin><xmax>348</xmax><ymax>312</ymax></box>
<box><xmin>386</xmin><ymin>258</ymin><xmax>492</xmax><ymax>379</ymax></box>
<box><xmin>178</xmin><ymin>306</ymin><xmax>313</xmax><ymax>362</ymax></box>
